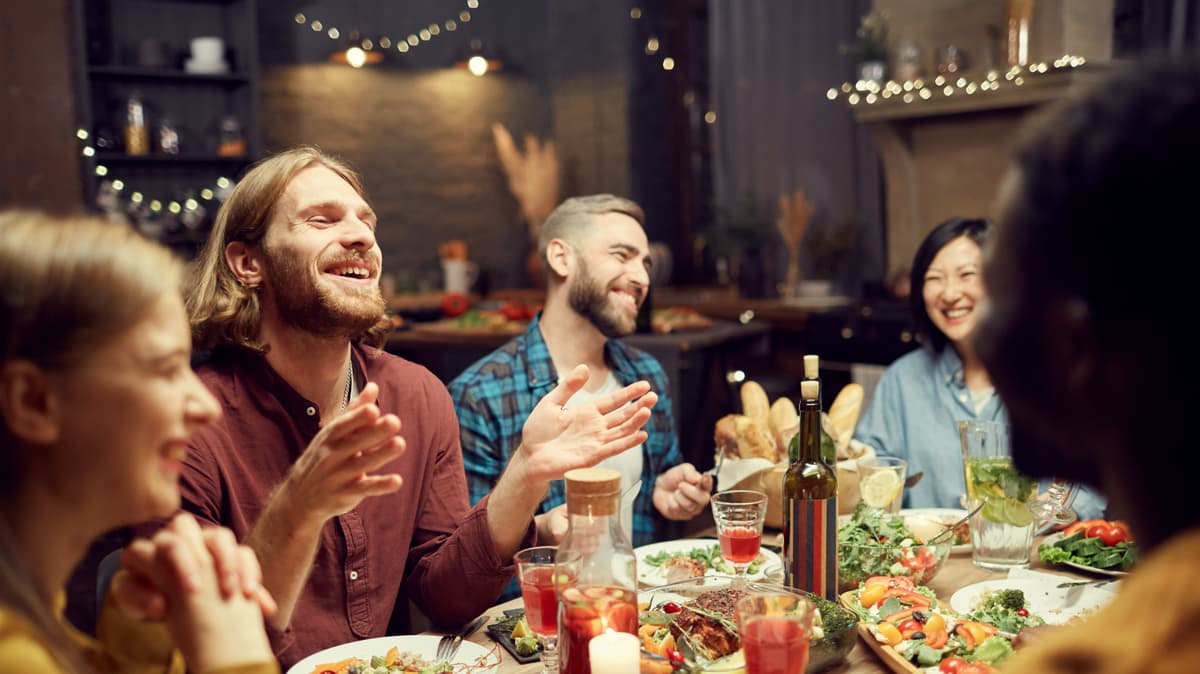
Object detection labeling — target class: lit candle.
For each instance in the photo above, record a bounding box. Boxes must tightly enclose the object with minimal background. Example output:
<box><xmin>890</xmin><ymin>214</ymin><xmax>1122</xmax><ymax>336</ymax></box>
<box><xmin>588</xmin><ymin>630</ymin><xmax>639</xmax><ymax>674</ymax></box>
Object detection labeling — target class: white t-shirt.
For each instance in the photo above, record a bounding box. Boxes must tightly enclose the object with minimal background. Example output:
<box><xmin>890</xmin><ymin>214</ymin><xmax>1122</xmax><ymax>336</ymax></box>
<box><xmin>564</xmin><ymin>371</ymin><xmax>644</xmax><ymax>537</ymax></box>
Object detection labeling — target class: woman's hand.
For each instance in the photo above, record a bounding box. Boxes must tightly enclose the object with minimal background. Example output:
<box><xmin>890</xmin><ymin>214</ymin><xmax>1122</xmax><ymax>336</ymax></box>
<box><xmin>112</xmin><ymin>514</ymin><xmax>274</xmax><ymax>670</ymax></box>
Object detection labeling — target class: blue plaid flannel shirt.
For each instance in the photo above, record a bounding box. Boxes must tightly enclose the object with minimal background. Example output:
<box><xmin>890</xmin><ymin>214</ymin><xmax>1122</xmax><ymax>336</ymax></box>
<box><xmin>449</xmin><ymin>314</ymin><xmax>680</xmax><ymax>556</ymax></box>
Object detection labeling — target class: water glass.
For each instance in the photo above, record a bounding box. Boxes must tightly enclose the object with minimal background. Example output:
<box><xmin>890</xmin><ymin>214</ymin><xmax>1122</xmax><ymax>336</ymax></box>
<box><xmin>856</xmin><ymin>456</ymin><xmax>907</xmax><ymax>513</ymax></box>
<box><xmin>735</xmin><ymin>590</ymin><xmax>815</xmax><ymax>674</ymax></box>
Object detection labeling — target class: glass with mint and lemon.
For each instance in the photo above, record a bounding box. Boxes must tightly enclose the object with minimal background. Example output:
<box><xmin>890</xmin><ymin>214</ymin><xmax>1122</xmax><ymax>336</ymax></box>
<box><xmin>959</xmin><ymin>421</ymin><xmax>1038</xmax><ymax>569</ymax></box>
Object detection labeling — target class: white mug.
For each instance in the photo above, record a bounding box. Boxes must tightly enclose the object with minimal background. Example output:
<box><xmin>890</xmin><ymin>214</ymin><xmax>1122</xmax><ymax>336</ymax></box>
<box><xmin>190</xmin><ymin>37</ymin><xmax>225</xmax><ymax>64</ymax></box>
<box><xmin>442</xmin><ymin>259</ymin><xmax>478</xmax><ymax>294</ymax></box>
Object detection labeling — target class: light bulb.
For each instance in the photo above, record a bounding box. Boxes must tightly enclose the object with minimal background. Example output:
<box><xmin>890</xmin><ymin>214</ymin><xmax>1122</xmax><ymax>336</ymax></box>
<box><xmin>346</xmin><ymin>47</ymin><xmax>366</xmax><ymax>68</ymax></box>
<box><xmin>468</xmin><ymin>55</ymin><xmax>488</xmax><ymax>76</ymax></box>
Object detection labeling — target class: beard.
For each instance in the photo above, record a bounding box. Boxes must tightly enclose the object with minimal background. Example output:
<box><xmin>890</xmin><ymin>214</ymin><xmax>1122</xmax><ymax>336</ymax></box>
<box><xmin>567</xmin><ymin>257</ymin><xmax>639</xmax><ymax>339</ymax></box>
<box><xmin>261</xmin><ymin>244</ymin><xmax>385</xmax><ymax>340</ymax></box>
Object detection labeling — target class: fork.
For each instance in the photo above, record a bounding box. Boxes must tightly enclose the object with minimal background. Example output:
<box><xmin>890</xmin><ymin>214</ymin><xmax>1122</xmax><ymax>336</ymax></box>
<box><xmin>704</xmin><ymin>445</ymin><xmax>726</xmax><ymax>479</ymax></box>
<box><xmin>436</xmin><ymin>614</ymin><xmax>487</xmax><ymax>662</ymax></box>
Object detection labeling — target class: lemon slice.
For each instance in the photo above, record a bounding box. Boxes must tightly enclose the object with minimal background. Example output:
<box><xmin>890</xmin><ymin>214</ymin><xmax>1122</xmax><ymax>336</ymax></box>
<box><xmin>860</xmin><ymin>470</ymin><xmax>902</xmax><ymax>509</ymax></box>
<box><xmin>511</xmin><ymin>618</ymin><xmax>530</xmax><ymax>639</ymax></box>
<box><xmin>1004</xmin><ymin>499</ymin><xmax>1034</xmax><ymax>527</ymax></box>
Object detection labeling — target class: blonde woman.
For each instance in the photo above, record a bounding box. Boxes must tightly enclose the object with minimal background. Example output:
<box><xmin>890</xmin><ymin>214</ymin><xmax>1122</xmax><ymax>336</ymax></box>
<box><xmin>0</xmin><ymin>211</ymin><xmax>276</xmax><ymax>672</ymax></box>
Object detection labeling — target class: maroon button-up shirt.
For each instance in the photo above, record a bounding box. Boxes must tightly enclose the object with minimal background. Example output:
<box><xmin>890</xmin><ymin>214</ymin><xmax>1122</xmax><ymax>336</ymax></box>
<box><xmin>180</xmin><ymin>345</ymin><xmax>527</xmax><ymax>668</ymax></box>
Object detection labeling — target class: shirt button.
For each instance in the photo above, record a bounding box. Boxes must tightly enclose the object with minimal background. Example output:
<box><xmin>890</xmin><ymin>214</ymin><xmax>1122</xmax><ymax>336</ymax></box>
<box><xmin>349</xmin><ymin>570</ymin><xmax>359</xmax><ymax>580</ymax></box>
<box><xmin>306</xmin><ymin>406</ymin><xmax>316</xmax><ymax>416</ymax></box>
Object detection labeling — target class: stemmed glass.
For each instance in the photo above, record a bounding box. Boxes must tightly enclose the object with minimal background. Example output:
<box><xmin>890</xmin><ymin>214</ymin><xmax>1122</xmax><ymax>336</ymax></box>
<box><xmin>514</xmin><ymin>546</ymin><xmax>558</xmax><ymax>674</ymax></box>
<box><xmin>710</xmin><ymin>490</ymin><xmax>767</xmax><ymax>589</ymax></box>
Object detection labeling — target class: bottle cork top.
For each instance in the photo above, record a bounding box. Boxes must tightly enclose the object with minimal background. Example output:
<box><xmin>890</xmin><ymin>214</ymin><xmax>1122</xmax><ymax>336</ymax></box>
<box><xmin>801</xmin><ymin>380</ymin><xmax>819</xmax><ymax>401</ymax></box>
<box><xmin>803</xmin><ymin>354</ymin><xmax>819</xmax><ymax>379</ymax></box>
<box><xmin>564</xmin><ymin>468</ymin><xmax>621</xmax><ymax>515</ymax></box>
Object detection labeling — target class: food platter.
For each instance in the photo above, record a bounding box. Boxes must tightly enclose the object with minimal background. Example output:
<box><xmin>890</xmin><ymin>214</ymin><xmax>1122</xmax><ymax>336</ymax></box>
<box><xmin>948</xmin><ymin>577</ymin><xmax>1117</xmax><ymax>625</ymax></box>
<box><xmin>285</xmin><ymin>635</ymin><xmax>499</xmax><ymax>674</ymax></box>
<box><xmin>640</xmin><ymin>576</ymin><xmax>858</xmax><ymax>673</ymax></box>
<box><xmin>634</xmin><ymin>538</ymin><xmax>783</xmax><ymax>586</ymax></box>
<box><xmin>1038</xmin><ymin>532</ymin><xmax>1130</xmax><ymax>577</ymax></box>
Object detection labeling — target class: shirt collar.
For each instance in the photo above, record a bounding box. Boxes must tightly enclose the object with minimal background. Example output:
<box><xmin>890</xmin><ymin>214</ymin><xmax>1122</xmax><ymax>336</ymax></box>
<box><xmin>935</xmin><ymin>346</ymin><xmax>966</xmax><ymax>388</ymax></box>
<box><xmin>521</xmin><ymin>313</ymin><xmax>640</xmax><ymax>390</ymax></box>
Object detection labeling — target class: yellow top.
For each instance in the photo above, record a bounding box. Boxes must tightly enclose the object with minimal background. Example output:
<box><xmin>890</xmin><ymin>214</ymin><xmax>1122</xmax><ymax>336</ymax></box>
<box><xmin>1001</xmin><ymin>527</ymin><xmax>1200</xmax><ymax>674</ymax></box>
<box><xmin>0</xmin><ymin>591</ymin><xmax>277</xmax><ymax>674</ymax></box>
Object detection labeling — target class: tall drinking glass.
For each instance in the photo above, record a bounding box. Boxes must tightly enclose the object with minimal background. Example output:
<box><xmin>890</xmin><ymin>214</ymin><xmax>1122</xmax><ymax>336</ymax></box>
<box><xmin>514</xmin><ymin>546</ymin><xmax>558</xmax><ymax>673</ymax></box>
<box><xmin>711</xmin><ymin>490</ymin><xmax>767</xmax><ymax>588</ymax></box>
<box><xmin>960</xmin><ymin>420</ymin><xmax>1042</xmax><ymax>569</ymax></box>
<box><xmin>735</xmin><ymin>590</ymin><xmax>815</xmax><ymax>674</ymax></box>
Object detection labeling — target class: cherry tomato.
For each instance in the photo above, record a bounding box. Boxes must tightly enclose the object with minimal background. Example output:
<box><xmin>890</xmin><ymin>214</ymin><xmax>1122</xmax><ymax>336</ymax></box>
<box><xmin>1085</xmin><ymin>524</ymin><xmax>1109</xmax><ymax>539</ymax></box>
<box><xmin>898</xmin><ymin>619</ymin><xmax>923</xmax><ymax>637</ymax></box>
<box><xmin>901</xmin><ymin>556</ymin><xmax>924</xmax><ymax>570</ymax></box>
<box><xmin>499</xmin><ymin>301</ymin><xmax>527</xmax><ymax>321</ymax></box>
<box><xmin>959</xmin><ymin>664</ymin><xmax>994</xmax><ymax>674</ymax></box>
<box><xmin>661</xmin><ymin>601</ymin><xmax>682</xmax><ymax>614</ymax></box>
<box><xmin>441</xmin><ymin>292</ymin><xmax>470</xmax><ymax>317</ymax></box>
<box><xmin>1099</xmin><ymin>526</ymin><xmax>1128</xmax><ymax>547</ymax></box>
<box><xmin>859</xmin><ymin>583</ymin><xmax>888</xmax><ymax>608</ymax></box>
<box><xmin>1017</xmin><ymin>608</ymin><xmax>1029</xmax><ymax>617</ymax></box>
<box><xmin>1113</xmin><ymin>520</ymin><xmax>1133</xmax><ymax>541</ymax></box>
<box><xmin>938</xmin><ymin>657</ymin><xmax>967</xmax><ymax>673</ymax></box>
<box><xmin>667</xmin><ymin>649</ymin><xmax>684</xmax><ymax>666</ymax></box>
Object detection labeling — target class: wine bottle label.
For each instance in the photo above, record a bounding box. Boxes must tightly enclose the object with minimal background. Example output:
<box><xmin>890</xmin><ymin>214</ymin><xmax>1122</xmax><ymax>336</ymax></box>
<box><xmin>784</xmin><ymin>497</ymin><xmax>838</xmax><ymax>600</ymax></box>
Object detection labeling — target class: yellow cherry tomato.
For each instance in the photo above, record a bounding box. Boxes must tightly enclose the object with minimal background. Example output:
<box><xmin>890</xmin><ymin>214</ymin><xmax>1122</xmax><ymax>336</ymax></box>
<box><xmin>860</xmin><ymin>583</ymin><xmax>888</xmax><ymax>608</ymax></box>
<box><xmin>924</xmin><ymin>613</ymin><xmax>946</xmax><ymax>634</ymax></box>
<box><xmin>876</xmin><ymin>622</ymin><xmax>903</xmax><ymax>646</ymax></box>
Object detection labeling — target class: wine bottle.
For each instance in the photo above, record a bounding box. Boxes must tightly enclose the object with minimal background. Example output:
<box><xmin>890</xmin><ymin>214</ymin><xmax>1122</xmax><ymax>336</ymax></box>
<box><xmin>803</xmin><ymin>354</ymin><xmax>837</xmax><ymax>465</ymax></box>
<box><xmin>783</xmin><ymin>380</ymin><xmax>839</xmax><ymax>599</ymax></box>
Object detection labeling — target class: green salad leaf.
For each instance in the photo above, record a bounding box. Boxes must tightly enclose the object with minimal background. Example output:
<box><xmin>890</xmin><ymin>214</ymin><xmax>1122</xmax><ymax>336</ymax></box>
<box><xmin>1038</xmin><ymin>532</ymin><xmax>1137</xmax><ymax>571</ymax></box>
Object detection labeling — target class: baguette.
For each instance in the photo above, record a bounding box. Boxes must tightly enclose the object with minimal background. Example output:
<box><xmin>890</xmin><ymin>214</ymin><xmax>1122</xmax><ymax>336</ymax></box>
<box><xmin>828</xmin><ymin>383</ymin><xmax>864</xmax><ymax>447</ymax></box>
<box><xmin>768</xmin><ymin>397</ymin><xmax>799</xmax><ymax>453</ymax></box>
<box><xmin>740</xmin><ymin>381</ymin><xmax>771</xmax><ymax>427</ymax></box>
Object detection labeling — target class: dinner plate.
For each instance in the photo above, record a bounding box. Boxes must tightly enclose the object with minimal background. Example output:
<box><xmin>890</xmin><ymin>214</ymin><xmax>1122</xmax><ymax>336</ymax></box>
<box><xmin>1039</xmin><ymin>532</ymin><xmax>1130</xmax><ymax>577</ymax></box>
<box><xmin>949</xmin><ymin>577</ymin><xmax>1117</xmax><ymax>625</ymax></box>
<box><xmin>634</xmin><ymin>538</ymin><xmax>782</xmax><ymax>586</ymax></box>
<box><xmin>899</xmin><ymin>507</ymin><xmax>972</xmax><ymax>555</ymax></box>
<box><xmin>286</xmin><ymin>634</ymin><xmax>499</xmax><ymax>674</ymax></box>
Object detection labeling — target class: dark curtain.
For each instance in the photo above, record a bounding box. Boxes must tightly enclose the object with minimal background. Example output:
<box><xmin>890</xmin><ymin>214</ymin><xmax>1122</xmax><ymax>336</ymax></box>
<box><xmin>708</xmin><ymin>0</ymin><xmax>885</xmax><ymax>291</ymax></box>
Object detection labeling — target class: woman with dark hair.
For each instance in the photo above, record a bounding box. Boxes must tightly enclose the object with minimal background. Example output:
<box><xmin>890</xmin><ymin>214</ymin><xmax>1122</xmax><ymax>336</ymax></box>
<box><xmin>855</xmin><ymin>218</ymin><xmax>999</xmax><ymax>509</ymax></box>
<box><xmin>855</xmin><ymin>218</ymin><xmax>1105</xmax><ymax>518</ymax></box>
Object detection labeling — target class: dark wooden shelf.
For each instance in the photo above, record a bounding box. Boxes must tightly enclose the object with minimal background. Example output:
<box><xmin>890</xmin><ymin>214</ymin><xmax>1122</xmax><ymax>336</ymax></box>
<box><xmin>93</xmin><ymin>152</ymin><xmax>249</xmax><ymax>164</ymax></box>
<box><xmin>87</xmin><ymin>66</ymin><xmax>250</xmax><ymax>84</ymax></box>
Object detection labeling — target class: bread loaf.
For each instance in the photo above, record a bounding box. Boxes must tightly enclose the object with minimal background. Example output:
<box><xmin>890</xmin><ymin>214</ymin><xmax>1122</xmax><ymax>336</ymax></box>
<box><xmin>768</xmin><ymin>397</ymin><xmax>799</xmax><ymax>454</ymax></box>
<box><xmin>712</xmin><ymin>413</ymin><xmax>778</xmax><ymax>462</ymax></box>
<box><xmin>828</xmin><ymin>383</ymin><xmax>864</xmax><ymax>449</ymax></box>
<box><xmin>740</xmin><ymin>381</ymin><xmax>770</xmax><ymax>427</ymax></box>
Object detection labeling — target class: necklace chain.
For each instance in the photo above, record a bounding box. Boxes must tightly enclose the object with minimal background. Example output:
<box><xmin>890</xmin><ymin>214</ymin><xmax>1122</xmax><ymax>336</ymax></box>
<box><xmin>341</xmin><ymin>359</ymin><xmax>353</xmax><ymax>410</ymax></box>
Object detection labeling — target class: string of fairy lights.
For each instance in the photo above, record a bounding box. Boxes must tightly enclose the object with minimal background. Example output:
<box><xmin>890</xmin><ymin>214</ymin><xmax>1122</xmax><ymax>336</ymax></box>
<box><xmin>826</xmin><ymin>54</ymin><xmax>1088</xmax><ymax>107</ymax></box>
<box><xmin>75</xmin><ymin>128</ymin><xmax>234</xmax><ymax>224</ymax></box>
<box><xmin>294</xmin><ymin>0</ymin><xmax>481</xmax><ymax>68</ymax></box>
<box><xmin>628</xmin><ymin>6</ymin><xmax>717</xmax><ymax>125</ymax></box>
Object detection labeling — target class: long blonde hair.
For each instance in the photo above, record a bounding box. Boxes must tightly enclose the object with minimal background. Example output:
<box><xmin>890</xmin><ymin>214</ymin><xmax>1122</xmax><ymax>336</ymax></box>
<box><xmin>188</xmin><ymin>146</ymin><xmax>391</xmax><ymax>352</ymax></box>
<box><xmin>0</xmin><ymin>210</ymin><xmax>183</xmax><ymax>672</ymax></box>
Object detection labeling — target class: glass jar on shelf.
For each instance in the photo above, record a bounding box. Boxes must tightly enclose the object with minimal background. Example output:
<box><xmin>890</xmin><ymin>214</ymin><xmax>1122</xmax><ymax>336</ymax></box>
<box><xmin>124</xmin><ymin>92</ymin><xmax>150</xmax><ymax>156</ymax></box>
<box><xmin>216</xmin><ymin>114</ymin><xmax>246</xmax><ymax>157</ymax></box>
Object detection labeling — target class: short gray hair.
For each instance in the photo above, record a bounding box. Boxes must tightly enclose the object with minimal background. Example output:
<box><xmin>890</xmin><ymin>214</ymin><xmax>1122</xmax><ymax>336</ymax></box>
<box><xmin>538</xmin><ymin>194</ymin><xmax>645</xmax><ymax>261</ymax></box>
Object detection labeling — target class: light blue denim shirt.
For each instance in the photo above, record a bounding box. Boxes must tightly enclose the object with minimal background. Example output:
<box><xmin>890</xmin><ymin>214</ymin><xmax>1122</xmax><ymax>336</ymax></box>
<box><xmin>854</xmin><ymin>346</ymin><xmax>1106</xmax><ymax>520</ymax></box>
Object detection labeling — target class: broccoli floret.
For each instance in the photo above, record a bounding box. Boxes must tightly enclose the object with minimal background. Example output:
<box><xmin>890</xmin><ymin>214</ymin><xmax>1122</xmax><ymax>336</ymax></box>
<box><xmin>988</xmin><ymin>589</ymin><xmax>1026</xmax><ymax>610</ymax></box>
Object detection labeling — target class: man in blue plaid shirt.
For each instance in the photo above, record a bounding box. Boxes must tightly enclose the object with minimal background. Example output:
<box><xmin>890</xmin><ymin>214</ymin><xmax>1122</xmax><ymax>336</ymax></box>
<box><xmin>450</xmin><ymin>195</ymin><xmax>712</xmax><ymax>594</ymax></box>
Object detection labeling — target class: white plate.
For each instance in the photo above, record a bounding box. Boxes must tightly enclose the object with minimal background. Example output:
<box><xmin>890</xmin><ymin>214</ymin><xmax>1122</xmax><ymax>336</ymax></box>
<box><xmin>949</xmin><ymin>577</ymin><xmax>1117</xmax><ymax>625</ymax></box>
<box><xmin>900</xmin><ymin>507</ymin><xmax>972</xmax><ymax>555</ymax></box>
<box><xmin>1039</xmin><ymin>532</ymin><xmax>1130</xmax><ymax>577</ymax></box>
<box><xmin>634</xmin><ymin>538</ymin><xmax>782</xmax><ymax>586</ymax></box>
<box><xmin>286</xmin><ymin>635</ymin><xmax>499</xmax><ymax>674</ymax></box>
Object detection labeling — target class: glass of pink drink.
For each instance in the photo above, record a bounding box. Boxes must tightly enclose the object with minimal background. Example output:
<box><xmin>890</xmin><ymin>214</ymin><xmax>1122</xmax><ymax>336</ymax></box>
<box><xmin>514</xmin><ymin>546</ymin><xmax>559</xmax><ymax>673</ymax></box>
<box><xmin>711</xmin><ymin>490</ymin><xmax>767</xmax><ymax>587</ymax></box>
<box><xmin>735</xmin><ymin>591</ymin><xmax>815</xmax><ymax>674</ymax></box>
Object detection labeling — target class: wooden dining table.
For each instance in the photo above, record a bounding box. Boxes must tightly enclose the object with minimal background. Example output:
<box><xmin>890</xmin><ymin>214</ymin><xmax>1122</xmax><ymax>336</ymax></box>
<box><xmin>455</xmin><ymin>538</ymin><xmax>1098</xmax><ymax>673</ymax></box>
